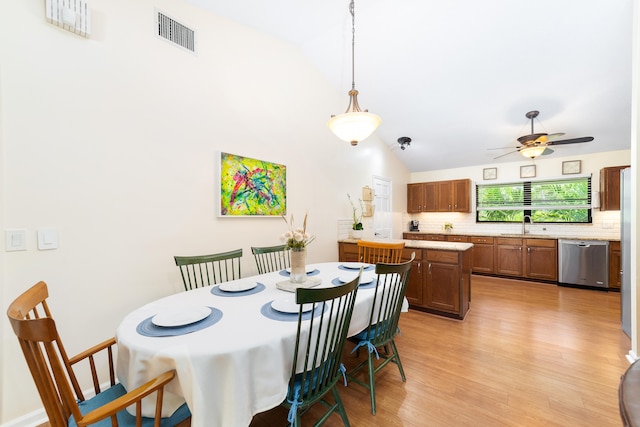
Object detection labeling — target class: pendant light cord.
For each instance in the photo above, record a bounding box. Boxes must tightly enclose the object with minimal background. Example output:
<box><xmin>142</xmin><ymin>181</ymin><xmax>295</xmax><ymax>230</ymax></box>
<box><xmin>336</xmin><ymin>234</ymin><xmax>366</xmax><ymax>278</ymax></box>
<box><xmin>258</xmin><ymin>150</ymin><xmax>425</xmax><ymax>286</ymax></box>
<box><xmin>350</xmin><ymin>0</ymin><xmax>356</xmax><ymax>91</ymax></box>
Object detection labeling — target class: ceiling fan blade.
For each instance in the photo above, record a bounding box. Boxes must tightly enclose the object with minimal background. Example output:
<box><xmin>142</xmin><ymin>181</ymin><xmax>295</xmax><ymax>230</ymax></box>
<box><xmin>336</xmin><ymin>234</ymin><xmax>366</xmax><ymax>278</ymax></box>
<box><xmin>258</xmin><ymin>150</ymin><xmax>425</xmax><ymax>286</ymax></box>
<box><xmin>547</xmin><ymin>136</ymin><xmax>594</xmax><ymax>145</ymax></box>
<box><xmin>541</xmin><ymin>147</ymin><xmax>554</xmax><ymax>156</ymax></box>
<box><xmin>545</xmin><ymin>132</ymin><xmax>566</xmax><ymax>141</ymax></box>
<box><xmin>493</xmin><ymin>149</ymin><xmax>521</xmax><ymax>159</ymax></box>
<box><xmin>487</xmin><ymin>146</ymin><xmax>519</xmax><ymax>150</ymax></box>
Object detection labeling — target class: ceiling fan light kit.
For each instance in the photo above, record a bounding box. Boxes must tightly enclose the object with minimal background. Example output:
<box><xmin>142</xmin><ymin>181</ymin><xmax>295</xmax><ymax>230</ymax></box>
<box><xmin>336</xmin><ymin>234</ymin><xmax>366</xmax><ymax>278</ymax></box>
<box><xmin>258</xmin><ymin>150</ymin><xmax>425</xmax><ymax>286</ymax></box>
<box><xmin>397</xmin><ymin>136</ymin><xmax>411</xmax><ymax>150</ymax></box>
<box><xmin>493</xmin><ymin>110</ymin><xmax>594</xmax><ymax>160</ymax></box>
<box><xmin>327</xmin><ymin>0</ymin><xmax>381</xmax><ymax>146</ymax></box>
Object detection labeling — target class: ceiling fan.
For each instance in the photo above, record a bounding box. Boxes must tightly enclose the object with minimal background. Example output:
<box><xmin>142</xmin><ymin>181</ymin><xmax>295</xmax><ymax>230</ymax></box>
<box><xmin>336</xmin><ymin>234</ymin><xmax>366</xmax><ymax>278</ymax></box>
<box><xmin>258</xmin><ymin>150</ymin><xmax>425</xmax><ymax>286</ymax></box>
<box><xmin>493</xmin><ymin>110</ymin><xmax>594</xmax><ymax>159</ymax></box>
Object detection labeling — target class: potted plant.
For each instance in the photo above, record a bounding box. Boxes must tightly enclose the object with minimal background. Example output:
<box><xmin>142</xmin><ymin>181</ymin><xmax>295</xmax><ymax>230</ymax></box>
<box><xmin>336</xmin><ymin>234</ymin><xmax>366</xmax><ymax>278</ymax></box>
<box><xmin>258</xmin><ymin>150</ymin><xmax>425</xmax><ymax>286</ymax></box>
<box><xmin>348</xmin><ymin>193</ymin><xmax>364</xmax><ymax>239</ymax></box>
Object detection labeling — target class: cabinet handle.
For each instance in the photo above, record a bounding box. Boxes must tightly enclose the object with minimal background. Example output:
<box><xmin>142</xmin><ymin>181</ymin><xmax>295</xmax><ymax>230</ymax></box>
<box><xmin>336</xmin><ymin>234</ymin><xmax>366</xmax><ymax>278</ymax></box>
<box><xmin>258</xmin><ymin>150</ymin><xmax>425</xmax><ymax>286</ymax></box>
<box><xmin>519</xmin><ymin>247</ymin><xmax>522</xmax><ymax>251</ymax></box>
<box><xmin>428</xmin><ymin>263</ymin><xmax>432</xmax><ymax>272</ymax></box>
<box><xmin>527</xmin><ymin>247</ymin><xmax>531</xmax><ymax>254</ymax></box>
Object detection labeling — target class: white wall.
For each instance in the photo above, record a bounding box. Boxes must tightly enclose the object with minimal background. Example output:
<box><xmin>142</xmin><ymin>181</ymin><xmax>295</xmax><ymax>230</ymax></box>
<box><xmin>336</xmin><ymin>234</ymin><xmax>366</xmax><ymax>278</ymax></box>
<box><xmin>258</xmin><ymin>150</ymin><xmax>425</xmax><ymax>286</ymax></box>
<box><xmin>0</xmin><ymin>0</ymin><xmax>409</xmax><ymax>423</ymax></box>
<box><xmin>405</xmin><ymin>150</ymin><xmax>631</xmax><ymax>240</ymax></box>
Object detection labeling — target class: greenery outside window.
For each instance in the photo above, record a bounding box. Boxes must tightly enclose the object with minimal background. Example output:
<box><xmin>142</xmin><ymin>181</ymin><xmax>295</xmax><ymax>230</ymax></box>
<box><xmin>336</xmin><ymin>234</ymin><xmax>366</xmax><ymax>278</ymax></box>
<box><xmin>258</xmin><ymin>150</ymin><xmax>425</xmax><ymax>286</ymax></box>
<box><xmin>476</xmin><ymin>176</ymin><xmax>592</xmax><ymax>223</ymax></box>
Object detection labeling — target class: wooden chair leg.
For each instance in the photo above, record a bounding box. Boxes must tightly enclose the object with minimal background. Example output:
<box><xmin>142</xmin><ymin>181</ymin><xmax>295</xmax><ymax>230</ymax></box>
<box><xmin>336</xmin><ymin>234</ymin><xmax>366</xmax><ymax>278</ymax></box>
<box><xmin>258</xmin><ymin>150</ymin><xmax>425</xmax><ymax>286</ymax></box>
<box><xmin>390</xmin><ymin>340</ymin><xmax>406</xmax><ymax>382</ymax></box>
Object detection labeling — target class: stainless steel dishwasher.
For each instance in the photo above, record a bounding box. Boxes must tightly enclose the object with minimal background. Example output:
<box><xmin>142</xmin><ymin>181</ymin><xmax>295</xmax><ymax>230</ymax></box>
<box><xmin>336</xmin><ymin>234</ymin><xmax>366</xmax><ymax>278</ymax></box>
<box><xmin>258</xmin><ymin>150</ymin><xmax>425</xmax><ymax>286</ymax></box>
<box><xmin>558</xmin><ymin>239</ymin><xmax>609</xmax><ymax>288</ymax></box>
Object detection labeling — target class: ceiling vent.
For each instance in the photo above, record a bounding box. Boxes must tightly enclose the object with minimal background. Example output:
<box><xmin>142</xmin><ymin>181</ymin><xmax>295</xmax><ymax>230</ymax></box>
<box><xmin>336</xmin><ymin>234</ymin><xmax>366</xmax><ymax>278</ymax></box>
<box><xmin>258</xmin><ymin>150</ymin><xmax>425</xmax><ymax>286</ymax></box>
<box><xmin>156</xmin><ymin>10</ymin><xmax>196</xmax><ymax>54</ymax></box>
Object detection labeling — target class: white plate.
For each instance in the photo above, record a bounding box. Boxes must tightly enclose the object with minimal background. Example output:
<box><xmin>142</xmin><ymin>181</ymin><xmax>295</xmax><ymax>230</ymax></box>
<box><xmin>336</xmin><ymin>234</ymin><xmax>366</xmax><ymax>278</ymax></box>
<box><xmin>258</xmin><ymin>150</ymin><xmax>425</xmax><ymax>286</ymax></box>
<box><xmin>339</xmin><ymin>272</ymin><xmax>375</xmax><ymax>285</ymax></box>
<box><xmin>341</xmin><ymin>262</ymin><xmax>370</xmax><ymax>270</ymax></box>
<box><xmin>152</xmin><ymin>305</ymin><xmax>211</xmax><ymax>327</ymax></box>
<box><xmin>219</xmin><ymin>281</ymin><xmax>258</xmax><ymax>292</ymax></box>
<box><xmin>286</xmin><ymin>265</ymin><xmax>316</xmax><ymax>274</ymax></box>
<box><xmin>271</xmin><ymin>298</ymin><xmax>315</xmax><ymax>314</ymax></box>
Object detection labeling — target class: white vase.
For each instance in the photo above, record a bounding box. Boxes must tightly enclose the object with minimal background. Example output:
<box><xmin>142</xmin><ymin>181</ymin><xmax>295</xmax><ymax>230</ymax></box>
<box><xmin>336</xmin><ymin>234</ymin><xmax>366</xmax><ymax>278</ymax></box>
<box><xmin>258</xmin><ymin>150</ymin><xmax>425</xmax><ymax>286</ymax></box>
<box><xmin>290</xmin><ymin>248</ymin><xmax>307</xmax><ymax>283</ymax></box>
<box><xmin>351</xmin><ymin>230</ymin><xmax>363</xmax><ymax>239</ymax></box>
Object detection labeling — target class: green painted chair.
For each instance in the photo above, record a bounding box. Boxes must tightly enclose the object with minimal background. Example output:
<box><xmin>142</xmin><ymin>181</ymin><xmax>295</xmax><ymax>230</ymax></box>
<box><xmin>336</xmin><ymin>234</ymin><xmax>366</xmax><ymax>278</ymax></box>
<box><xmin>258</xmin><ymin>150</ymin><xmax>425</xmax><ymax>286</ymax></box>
<box><xmin>251</xmin><ymin>244</ymin><xmax>290</xmax><ymax>274</ymax></box>
<box><xmin>281</xmin><ymin>272</ymin><xmax>361</xmax><ymax>427</ymax></box>
<box><xmin>347</xmin><ymin>254</ymin><xmax>414</xmax><ymax>415</ymax></box>
<box><xmin>174</xmin><ymin>248</ymin><xmax>242</xmax><ymax>291</ymax></box>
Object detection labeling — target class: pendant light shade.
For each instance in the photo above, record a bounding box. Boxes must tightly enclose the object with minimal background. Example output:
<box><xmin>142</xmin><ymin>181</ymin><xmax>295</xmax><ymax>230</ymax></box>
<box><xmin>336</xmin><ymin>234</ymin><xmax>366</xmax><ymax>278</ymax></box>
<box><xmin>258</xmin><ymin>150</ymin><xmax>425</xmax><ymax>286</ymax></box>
<box><xmin>520</xmin><ymin>145</ymin><xmax>546</xmax><ymax>159</ymax></box>
<box><xmin>328</xmin><ymin>0</ymin><xmax>380</xmax><ymax>146</ymax></box>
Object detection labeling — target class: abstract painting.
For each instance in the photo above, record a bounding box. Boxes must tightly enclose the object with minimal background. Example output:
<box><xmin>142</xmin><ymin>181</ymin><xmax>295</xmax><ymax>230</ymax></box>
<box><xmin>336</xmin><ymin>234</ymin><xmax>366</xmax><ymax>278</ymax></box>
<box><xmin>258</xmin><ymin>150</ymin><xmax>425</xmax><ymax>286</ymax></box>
<box><xmin>218</xmin><ymin>152</ymin><xmax>286</xmax><ymax>216</ymax></box>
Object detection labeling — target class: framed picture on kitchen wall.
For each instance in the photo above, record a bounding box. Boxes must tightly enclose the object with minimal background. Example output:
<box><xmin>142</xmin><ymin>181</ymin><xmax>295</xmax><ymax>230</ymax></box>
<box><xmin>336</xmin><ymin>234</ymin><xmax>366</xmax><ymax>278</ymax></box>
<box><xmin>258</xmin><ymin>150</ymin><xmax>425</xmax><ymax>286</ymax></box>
<box><xmin>217</xmin><ymin>151</ymin><xmax>287</xmax><ymax>217</ymax></box>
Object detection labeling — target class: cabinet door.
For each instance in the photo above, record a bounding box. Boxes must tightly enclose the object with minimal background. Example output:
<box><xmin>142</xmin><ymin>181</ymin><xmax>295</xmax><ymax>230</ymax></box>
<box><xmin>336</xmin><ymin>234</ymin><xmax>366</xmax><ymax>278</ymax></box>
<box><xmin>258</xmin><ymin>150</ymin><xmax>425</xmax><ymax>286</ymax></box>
<box><xmin>407</xmin><ymin>183</ymin><xmax>424</xmax><ymax>213</ymax></box>
<box><xmin>403</xmin><ymin>249</ymin><xmax>424</xmax><ymax>306</ymax></box>
<box><xmin>424</xmin><ymin>182</ymin><xmax>438</xmax><ymax>212</ymax></box>
<box><xmin>452</xmin><ymin>179</ymin><xmax>471</xmax><ymax>212</ymax></box>
<box><xmin>609</xmin><ymin>241</ymin><xmax>621</xmax><ymax>289</ymax></box>
<box><xmin>447</xmin><ymin>235</ymin><xmax>469</xmax><ymax>243</ymax></box>
<box><xmin>338</xmin><ymin>242</ymin><xmax>359</xmax><ymax>262</ymax></box>
<box><xmin>495</xmin><ymin>239</ymin><xmax>524</xmax><ymax>276</ymax></box>
<box><xmin>525</xmin><ymin>239</ymin><xmax>557</xmax><ymax>281</ymax></box>
<box><xmin>436</xmin><ymin>181</ymin><xmax>453</xmax><ymax>212</ymax></box>
<box><xmin>426</xmin><ymin>261</ymin><xmax>460</xmax><ymax>313</ymax></box>
<box><xmin>471</xmin><ymin>237</ymin><xmax>495</xmax><ymax>274</ymax></box>
<box><xmin>600</xmin><ymin>165</ymin><xmax>630</xmax><ymax>211</ymax></box>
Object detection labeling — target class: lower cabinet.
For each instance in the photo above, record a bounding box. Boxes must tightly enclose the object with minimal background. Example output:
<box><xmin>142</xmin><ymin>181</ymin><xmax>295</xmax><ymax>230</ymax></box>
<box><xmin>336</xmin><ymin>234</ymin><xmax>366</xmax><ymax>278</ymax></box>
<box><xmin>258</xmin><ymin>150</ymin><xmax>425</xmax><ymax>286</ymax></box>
<box><xmin>494</xmin><ymin>238</ymin><xmax>558</xmax><ymax>281</ymax></box>
<box><xmin>470</xmin><ymin>236</ymin><xmax>495</xmax><ymax>274</ymax></box>
<box><xmin>339</xmin><ymin>242</ymin><xmax>471</xmax><ymax>319</ymax></box>
<box><xmin>609</xmin><ymin>241</ymin><xmax>621</xmax><ymax>290</ymax></box>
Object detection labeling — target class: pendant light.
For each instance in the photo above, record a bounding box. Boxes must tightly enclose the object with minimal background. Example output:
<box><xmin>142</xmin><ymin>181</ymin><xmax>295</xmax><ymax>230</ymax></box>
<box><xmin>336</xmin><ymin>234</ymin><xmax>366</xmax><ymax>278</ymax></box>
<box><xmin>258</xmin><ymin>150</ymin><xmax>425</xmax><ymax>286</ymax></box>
<box><xmin>520</xmin><ymin>145</ymin><xmax>546</xmax><ymax>159</ymax></box>
<box><xmin>327</xmin><ymin>0</ymin><xmax>381</xmax><ymax>146</ymax></box>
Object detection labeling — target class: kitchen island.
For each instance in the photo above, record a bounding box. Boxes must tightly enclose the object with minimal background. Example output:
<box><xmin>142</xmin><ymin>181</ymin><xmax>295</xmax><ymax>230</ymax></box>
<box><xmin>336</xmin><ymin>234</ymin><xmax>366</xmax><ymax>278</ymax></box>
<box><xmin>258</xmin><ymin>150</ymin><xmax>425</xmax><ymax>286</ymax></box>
<box><xmin>338</xmin><ymin>239</ymin><xmax>473</xmax><ymax>320</ymax></box>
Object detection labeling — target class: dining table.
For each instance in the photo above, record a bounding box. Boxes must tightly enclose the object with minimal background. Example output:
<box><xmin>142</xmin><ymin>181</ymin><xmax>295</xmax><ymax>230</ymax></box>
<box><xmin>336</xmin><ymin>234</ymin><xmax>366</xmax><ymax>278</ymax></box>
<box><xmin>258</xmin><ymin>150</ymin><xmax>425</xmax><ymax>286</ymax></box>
<box><xmin>115</xmin><ymin>261</ymin><xmax>406</xmax><ymax>427</ymax></box>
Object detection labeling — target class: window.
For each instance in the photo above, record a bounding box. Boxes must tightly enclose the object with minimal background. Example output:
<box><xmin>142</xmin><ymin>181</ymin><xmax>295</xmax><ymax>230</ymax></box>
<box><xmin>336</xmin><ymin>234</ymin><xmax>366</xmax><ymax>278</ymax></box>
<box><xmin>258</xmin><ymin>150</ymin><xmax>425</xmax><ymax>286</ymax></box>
<box><xmin>476</xmin><ymin>176</ymin><xmax>592</xmax><ymax>223</ymax></box>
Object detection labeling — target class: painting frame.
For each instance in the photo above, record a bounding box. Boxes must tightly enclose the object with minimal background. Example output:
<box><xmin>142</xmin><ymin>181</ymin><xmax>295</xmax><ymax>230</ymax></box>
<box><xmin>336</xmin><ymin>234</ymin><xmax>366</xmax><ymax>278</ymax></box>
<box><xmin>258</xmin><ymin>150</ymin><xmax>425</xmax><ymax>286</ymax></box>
<box><xmin>562</xmin><ymin>160</ymin><xmax>582</xmax><ymax>175</ymax></box>
<box><xmin>483</xmin><ymin>167</ymin><xmax>497</xmax><ymax>180</ymax></box>
<box><xmin>217</xmin><ymin>151</ymin><xmax>287</xmax><ymax>217</ymax></box>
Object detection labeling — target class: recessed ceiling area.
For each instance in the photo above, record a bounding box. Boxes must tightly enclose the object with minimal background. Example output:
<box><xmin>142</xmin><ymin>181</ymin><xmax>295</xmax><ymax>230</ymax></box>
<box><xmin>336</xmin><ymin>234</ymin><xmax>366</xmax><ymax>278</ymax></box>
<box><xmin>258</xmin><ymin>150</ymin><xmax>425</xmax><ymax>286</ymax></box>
<box><xmin>187</xmin><ymin>0</ymin><xmax>633</xmax><ymax>172</ymax></box>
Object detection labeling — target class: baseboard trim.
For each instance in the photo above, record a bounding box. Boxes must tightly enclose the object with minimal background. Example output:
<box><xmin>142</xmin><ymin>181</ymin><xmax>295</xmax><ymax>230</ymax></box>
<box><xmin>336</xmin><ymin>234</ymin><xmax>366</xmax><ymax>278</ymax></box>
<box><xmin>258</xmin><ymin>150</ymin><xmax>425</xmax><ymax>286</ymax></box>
<box><xmin>0</xmin><ymin>408</ymin><xmax>47</xmax><ymax>427</ymax></box>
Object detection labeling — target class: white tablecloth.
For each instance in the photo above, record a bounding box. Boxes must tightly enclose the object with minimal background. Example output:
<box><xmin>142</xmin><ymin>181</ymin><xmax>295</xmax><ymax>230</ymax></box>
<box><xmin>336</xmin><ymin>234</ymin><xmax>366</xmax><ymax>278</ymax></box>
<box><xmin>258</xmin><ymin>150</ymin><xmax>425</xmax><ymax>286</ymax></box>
<box><xmin>115</xmin><ymin>262</ymin><xmax>404</xmax><ymax>427</ymax></box>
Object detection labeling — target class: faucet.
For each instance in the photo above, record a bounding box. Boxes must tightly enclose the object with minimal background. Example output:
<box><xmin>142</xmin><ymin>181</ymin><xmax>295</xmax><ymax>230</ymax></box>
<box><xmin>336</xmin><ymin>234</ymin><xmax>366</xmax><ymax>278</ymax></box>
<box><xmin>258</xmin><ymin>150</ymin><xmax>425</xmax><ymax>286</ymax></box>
<box><xmin>522</xmin><ymin>215</ymin><xmax>533</xmax><ymax>234</ymax></box>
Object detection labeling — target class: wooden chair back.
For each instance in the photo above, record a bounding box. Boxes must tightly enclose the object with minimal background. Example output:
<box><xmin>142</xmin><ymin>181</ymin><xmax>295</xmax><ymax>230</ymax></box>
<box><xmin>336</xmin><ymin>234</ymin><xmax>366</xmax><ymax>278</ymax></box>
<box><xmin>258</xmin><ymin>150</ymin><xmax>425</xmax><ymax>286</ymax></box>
<box><xmin>174</xmin><ymin>248</ymin><xmax>243</xmax><ymax>290</ymax></box>
<box><xmin>251</xmin><ymin>244</ymin><xmax>290</xmax><ymax>274</ymax></box>
<box><xmin>357</xmin><ymin>240</ymin><xmax>405</xmax><ymax>264</ymax></box>
<box><xmin>7</xmin><ymin>281</ymin><xmax>115</xmax><ymax>426</ymax></box>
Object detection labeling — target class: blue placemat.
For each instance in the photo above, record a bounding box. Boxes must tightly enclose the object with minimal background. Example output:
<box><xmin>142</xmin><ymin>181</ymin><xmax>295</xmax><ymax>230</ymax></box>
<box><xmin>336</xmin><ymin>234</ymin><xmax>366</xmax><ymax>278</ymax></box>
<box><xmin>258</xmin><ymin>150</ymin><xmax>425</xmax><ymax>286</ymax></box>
<box><xmin>279</xmin><ymin>269</ymin><xmax>320</xmax><ymax>278</ymax></box>
<box><xmin>211</xmin><ymin>283</ymin><xmax>266</xmax><ymax>297</ymax></box>
<box><xmin>136</xmin><ymin>307</ymin><xmax>223</xmax><ymax>337</ymax></box>
<box><xmin>260</xmin><ymin>300</ymin><xmax>327</xmax><ymax>322</ymax></box>
<box><xmin>331</xmin><ymin>277</ymin><xmax>377</xmax><ymax>289</ymax></box>
<box><xmin>338</xmin><ymin>264</ymin><xmax>375</xmax><ymax>272</ymax></box>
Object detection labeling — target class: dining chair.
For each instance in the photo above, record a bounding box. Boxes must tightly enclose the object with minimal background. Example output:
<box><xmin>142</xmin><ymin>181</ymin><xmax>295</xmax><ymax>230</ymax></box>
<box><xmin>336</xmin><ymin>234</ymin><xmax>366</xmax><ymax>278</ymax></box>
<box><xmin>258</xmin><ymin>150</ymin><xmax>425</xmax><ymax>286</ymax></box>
<box><xmin>174</xmin><ymin>248</ymin><xmax>242</xmax><ymax>291</ymax></box>
<box><xmin>251</xmin><ymin>244</ymin><xmax>290</xmax><ymax>274</ymax></box>
<box><xmin>347</xmin><ymin>254</ymin><xmax>414</xmax><ymax>415</ymax></box>
<box><xmin>281</xmin><ymin>271</ymin><xmax>361</xmax><ymax>427</ymax></box>
<box><xmin>357</xmin><ymin>240</ymin><xmax>405</xmax><ymax>264</ymax></box>
<box><xmin>7</xmin><ymin>281</ymin><xmax>191</xmax><ymax>427</ymax></box>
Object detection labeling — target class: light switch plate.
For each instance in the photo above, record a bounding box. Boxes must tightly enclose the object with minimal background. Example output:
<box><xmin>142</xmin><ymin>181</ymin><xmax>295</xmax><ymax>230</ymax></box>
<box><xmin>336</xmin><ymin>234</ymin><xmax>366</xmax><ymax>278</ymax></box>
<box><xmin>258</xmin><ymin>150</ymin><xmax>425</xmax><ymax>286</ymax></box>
<box><xmin>5</xmin><ymin>229</ymin><xmax>28</xmax><ymax>251</ymax></box>
<box><xmin>37</xmin><ymin>228</ymin><xmax>59</xmax><ymax>250</ymax></box>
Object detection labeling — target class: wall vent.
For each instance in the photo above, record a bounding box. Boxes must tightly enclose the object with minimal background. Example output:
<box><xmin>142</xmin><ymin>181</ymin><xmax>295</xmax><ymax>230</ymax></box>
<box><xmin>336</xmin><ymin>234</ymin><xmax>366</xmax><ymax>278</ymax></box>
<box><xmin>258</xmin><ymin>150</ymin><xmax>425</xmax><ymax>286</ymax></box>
<box><xmin>156</xmin><ymin>11</ymin><xmax>196</xmax><ymax>53</ymax></box>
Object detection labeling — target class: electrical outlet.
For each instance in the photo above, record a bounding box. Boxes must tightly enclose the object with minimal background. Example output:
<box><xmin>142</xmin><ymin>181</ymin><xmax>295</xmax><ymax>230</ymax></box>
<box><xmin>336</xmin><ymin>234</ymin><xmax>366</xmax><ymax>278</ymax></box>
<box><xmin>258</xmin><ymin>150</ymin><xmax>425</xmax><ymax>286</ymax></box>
<box><xmin>602</xmin><ymin>221</ymin><xmax>614</xmax><ymax>229</ymax></box>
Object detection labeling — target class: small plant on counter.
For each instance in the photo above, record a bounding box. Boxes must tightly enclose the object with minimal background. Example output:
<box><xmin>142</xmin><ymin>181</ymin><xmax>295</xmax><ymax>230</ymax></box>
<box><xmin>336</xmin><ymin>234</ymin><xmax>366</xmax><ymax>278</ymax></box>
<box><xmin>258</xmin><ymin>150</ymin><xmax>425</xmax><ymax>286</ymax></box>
<box><xmin>444</xmin><ymin>222</ymin><xmax>453</xmax><ymax>232</ymax></box>
<box><xmin>347</xmin><ymin>193</ymin><xmax>364</xmax><ymax>230</ymax></box>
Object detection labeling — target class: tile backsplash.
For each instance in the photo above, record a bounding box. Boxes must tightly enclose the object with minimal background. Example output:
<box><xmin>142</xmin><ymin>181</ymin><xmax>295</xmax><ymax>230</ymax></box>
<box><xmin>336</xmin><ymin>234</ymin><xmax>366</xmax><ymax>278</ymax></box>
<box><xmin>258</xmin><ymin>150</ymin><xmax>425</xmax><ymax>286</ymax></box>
<box><xmin>402</xmin><ymin>210</ymin><xmax>621</xmax><ymax>240</ymax></box>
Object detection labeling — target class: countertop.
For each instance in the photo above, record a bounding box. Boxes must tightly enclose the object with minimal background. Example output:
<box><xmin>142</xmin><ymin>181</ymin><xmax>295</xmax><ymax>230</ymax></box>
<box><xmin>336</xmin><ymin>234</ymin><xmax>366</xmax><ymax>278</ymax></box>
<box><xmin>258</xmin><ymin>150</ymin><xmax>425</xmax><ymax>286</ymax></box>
<box><xmin>339</xmin><ymin>238</ymin><xmax>473</xmax><ymax>251</ymax></box>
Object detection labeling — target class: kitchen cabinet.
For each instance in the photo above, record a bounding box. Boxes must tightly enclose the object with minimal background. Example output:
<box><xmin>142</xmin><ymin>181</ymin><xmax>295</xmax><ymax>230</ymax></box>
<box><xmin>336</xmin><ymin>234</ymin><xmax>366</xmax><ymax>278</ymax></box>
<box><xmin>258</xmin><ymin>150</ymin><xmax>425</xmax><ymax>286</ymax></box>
<box><xmin>436</xmin><ymin>179</ymin><xmax>471</xmax><ymax>212</ymax></box>
<box><xmin>403</xmin><ymin>233</ymin><xmax>445</xmax><ymax>241</ymax></box>
<box><xmin>402</xmin><ymin>248</ymin><xmax>424</xmax><ymax>306</ymax></box>
<box><xmin>446</xmin><ymin>235</ymin><xmax>469</xmax><ymax>243</ymax></box>
<box><xmin>338</xmin><ymin>241</ymin><xmax>359</xmax><ymax>262</ymax></box>
<box><xmin>495</xmin><ymin>238</ymin><xmax>524</xmax><ymax>277</ymax></box>
<box><xmin>600</xmin><ymin>165</ymin><xmax>630</xmax><ymax>211</ymax></box>
<box><xmin>407</xmin><ymin>182</ymin><xmax>437</xmax><ymax>213</ymax></box>
<box><xmin>338</xmin><ymin>241</ymin><xmax>471</xmax><ymax>319</ymax></box>
<box><xmin>525</xmin><ymin>238</ymin><xmax>557</xmax><ymax>281</ymax></box>
<box><xmin>609</xmin><ymin>241</ymin><xmax>621</xmax><ymax>290</ymax></box>
<box><xmin>494</xmin><ymin>237</ymin><xmax>557</xmax><ymax>281</ymax></box>
<box><xmin>407</xmin><ymin>179</ymin><xmax>470</xmax><ymax>213</ymax></box>
<box><xmin>470</xmin><ymin>236</ymin><xmax>494</xmax><ymax>274</ymax></box>
<box><xmin>423</xmin><ymin>249</ymin><xmax>471</xmax><ymax>319</ymax></box>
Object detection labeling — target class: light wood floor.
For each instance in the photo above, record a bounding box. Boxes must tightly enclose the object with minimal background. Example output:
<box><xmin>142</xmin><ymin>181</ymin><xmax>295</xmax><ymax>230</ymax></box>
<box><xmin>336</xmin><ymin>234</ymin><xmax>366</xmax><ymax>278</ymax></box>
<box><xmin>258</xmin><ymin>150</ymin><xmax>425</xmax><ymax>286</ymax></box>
<box><xmin>251</xmin><ymin>275</ymin><xmax>631</xmax><ymax>426</ymax></box>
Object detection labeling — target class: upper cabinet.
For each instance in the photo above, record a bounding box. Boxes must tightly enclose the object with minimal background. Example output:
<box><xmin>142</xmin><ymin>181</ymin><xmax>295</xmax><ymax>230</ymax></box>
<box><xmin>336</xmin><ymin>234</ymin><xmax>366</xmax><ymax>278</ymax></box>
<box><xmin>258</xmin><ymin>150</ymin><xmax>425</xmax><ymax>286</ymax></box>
<box><xmin>600</xmin><ymin>165</ymin><xmax>630</xmax><ymax>211</ymax></box>
<box><xmin>407</xmin><ymin>179</ymin><xmax>470</xmax><ymax>213</ymax></box>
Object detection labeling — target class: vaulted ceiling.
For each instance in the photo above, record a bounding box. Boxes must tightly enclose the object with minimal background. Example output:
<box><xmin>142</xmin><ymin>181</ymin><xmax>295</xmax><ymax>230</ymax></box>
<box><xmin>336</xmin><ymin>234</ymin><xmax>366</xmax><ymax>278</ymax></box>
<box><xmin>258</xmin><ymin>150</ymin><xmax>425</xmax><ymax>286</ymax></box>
<box><xmin>188</xmin><ymin>0</ymin><xmax>633</xmax><ymax>172</ymax></box>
